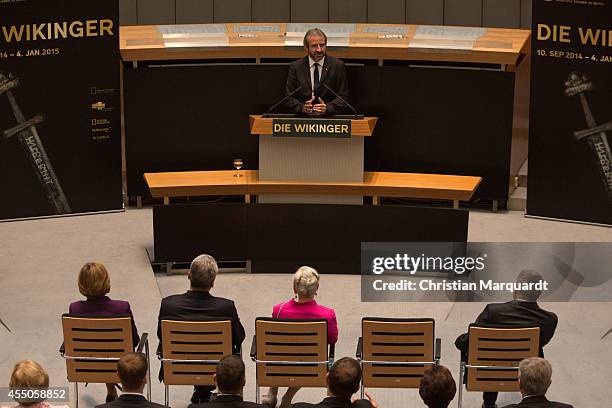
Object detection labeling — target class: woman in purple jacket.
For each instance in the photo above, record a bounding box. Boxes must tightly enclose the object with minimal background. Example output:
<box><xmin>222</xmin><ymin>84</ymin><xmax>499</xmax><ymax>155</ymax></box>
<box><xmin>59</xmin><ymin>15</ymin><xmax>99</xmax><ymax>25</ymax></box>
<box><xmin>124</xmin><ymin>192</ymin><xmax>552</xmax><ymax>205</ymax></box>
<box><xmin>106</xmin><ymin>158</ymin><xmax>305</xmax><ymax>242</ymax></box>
<box><xmin>263</xmin><ymin>266</ymin><xmax>338</xmax><ymax>408</ymax></box>
<box><xmin>68</xmin><ymin>262</ymin><xmax>139</xmax><ymax>402</ymax></box>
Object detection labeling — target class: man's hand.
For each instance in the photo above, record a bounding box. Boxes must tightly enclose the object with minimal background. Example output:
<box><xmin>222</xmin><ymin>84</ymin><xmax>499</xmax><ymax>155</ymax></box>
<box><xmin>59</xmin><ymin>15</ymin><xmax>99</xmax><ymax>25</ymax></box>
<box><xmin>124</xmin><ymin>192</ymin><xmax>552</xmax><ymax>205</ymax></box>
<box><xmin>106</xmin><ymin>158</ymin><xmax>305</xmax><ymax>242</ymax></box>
<box><xmin>352</xmin><ymin>392</ymin><xmax>379</xmax><ymax>408</ymax></box>
<box><xmin>312</xmin><ymin>97</ymin><xmax>327</xmax><ymax>115</ymax></box>
<box><xmin>302</xmin><ymin>95</ymin><xmax>315</xmax><ymax>114</ymax></box>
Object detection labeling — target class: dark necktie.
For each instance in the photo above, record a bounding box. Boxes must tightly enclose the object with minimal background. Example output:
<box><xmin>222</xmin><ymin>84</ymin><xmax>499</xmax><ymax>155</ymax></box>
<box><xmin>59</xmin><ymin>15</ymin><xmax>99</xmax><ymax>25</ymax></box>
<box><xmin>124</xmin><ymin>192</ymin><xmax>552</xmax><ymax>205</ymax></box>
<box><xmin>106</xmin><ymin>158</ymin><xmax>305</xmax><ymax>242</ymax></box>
<box><xmin>313</xmin><ymin>63</ymin><xmax>320</xmax><ymax>95</ymax></box>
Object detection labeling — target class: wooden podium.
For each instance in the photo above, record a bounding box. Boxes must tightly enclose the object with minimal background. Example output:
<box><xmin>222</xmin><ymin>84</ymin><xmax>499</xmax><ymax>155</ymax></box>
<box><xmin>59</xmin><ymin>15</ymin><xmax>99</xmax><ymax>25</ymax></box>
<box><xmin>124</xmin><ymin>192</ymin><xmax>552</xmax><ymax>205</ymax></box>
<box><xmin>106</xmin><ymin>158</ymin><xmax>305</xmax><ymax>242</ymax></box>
<box><xmin>249</xmin><ymin>114</ymin><xmax>377</xmax><ymax>204</ymax></box>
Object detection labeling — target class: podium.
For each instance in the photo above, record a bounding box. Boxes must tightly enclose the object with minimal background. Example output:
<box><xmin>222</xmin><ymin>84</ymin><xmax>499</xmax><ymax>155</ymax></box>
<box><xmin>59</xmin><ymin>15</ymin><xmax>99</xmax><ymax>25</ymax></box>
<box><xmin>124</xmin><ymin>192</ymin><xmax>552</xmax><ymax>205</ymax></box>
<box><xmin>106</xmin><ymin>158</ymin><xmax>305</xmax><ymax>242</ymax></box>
<box><xmin>249</xmin><ymin>114</ymin><xmax>377</xmax><ymax>204</ymax></box>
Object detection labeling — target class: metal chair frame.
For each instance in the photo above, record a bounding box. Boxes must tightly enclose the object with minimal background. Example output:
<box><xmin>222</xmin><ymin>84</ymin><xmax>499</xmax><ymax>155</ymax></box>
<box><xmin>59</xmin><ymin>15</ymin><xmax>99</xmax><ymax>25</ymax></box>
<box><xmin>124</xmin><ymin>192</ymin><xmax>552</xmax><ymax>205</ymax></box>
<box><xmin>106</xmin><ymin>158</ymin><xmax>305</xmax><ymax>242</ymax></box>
<box><xmin>158</xmin><ymin>319</ymin><xmax>233</xmax><ymax>407</ymax></box>
<box><xmin>457</xmin><ymin>325</ymin><xmax>540</xmax><ymax>408</ymax></box>
<box><xmin>60</xmin><ymin>314</ymin><xmax>150</xmax><ymax>408</ymax></box>
<box><xmin>250</xmin><ymin>317</ymin><xmax>334</xmax><ymax>404</ymax></box>
<box><xmin>356</xmin><ymin>317</ymin><xmax>441</xmax><ymax>398</ymax></box>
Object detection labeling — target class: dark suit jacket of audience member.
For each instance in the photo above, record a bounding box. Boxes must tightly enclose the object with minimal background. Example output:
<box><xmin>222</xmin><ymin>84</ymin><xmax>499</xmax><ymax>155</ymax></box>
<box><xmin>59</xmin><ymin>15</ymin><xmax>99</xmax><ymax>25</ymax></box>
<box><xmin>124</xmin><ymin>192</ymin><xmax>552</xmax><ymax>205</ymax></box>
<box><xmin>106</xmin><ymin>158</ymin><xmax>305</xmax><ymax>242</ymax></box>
<box><xmin>293</xmin><ymin>396</ymin><xmax>374</xmax><ymax>408</ymax></box>
<box><xmin>455</xmin><ymin>300</ymin><xmax>558</xmax><ymax>359</ymax></box>
<box><xmin>188</xmin><ymin>394</ymin><xmax>267</xmax><ymax>408</ymax></box>
<box><xmin>69</xmin><ymin>296</ymin><xmax>140</xmax><ymax>347</ymax></box>
<box><xmin>95</xmin><ymin>394</ymin><xmax>168</xmax><ymax>408</ymax></box>
<box><xmin>157</xmin><ymin>290</ymin><xmax>246</xmax><ymax>354</ymax></box>
<box><xmin>285</xmin><ymin>55</ymin><xmax>349</xmax><ymax>115</ymax></box>
<box><xmin>502</xmin><ymin>395</ymin><xmax>573</xmax><ymax>408</ymax></box>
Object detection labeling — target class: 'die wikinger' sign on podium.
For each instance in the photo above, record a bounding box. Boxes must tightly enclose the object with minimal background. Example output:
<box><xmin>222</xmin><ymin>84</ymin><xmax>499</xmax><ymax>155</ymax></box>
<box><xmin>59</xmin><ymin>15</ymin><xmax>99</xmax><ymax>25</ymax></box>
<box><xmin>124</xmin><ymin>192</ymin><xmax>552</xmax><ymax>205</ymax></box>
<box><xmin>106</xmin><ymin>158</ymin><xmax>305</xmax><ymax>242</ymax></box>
<box><xmin>250</xmin><ymin>114</ymin><xmax>377</xmax><ymax>204</ymax></box>
<box><xmin>272</xmin><ymin>118</ymin><xmax>351</xmax><ymax>138</ymax></box>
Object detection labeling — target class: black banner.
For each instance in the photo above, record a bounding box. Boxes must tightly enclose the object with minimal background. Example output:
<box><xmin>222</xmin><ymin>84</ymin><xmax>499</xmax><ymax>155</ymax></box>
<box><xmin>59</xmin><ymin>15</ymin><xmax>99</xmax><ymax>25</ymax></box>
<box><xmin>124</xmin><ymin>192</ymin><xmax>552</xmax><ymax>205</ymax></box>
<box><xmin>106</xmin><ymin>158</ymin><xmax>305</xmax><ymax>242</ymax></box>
<box><xmin>272</xmin><ymin>118</ymin><xmax>351</xmax><ymax>138</ymax></box>
<box><xmin>527</xmin><ymin>0</ymin><xmax>612</xmax><ymax>225</ymax></box>
<box><xmin>0</xmin><ymin>0</ymin><xmax>121</xmax><ymax>220</ymax></box>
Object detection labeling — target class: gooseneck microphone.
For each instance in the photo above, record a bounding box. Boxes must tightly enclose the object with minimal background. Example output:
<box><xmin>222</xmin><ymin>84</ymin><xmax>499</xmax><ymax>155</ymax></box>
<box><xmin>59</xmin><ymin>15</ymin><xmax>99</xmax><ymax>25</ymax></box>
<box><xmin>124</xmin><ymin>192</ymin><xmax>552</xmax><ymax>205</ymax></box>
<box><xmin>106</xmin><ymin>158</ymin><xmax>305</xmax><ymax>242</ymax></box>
<box><xmin>321</xmin><ymin>83</ymin><xmax>361</xmax><ymax>119</ymax></box>
<box><xmin>264</xmin><ymin>86</ymin><xmax>303</xmax><ymax>117</ymax></box>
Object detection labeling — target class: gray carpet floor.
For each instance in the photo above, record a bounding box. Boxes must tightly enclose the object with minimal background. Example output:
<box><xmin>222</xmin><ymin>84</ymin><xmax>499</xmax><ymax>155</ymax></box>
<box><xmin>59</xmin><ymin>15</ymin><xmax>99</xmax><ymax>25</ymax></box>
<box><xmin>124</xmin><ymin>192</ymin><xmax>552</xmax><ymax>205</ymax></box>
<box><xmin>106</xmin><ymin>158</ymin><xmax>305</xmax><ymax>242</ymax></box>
<box><xmin>0</xmin><ymin>208</ymin><xmax>610</xmax><ymax>408</ymax></box>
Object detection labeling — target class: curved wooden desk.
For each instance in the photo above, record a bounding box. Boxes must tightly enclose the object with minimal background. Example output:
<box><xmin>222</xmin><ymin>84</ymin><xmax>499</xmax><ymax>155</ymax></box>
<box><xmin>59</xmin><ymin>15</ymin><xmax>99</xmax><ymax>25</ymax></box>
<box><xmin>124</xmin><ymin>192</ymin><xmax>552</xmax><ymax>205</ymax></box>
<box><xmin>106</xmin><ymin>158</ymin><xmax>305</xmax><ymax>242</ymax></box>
<box><xmin>144</xmin><ymin>170</ymin><xmax>481</xmax><ymax>206</ymax></box>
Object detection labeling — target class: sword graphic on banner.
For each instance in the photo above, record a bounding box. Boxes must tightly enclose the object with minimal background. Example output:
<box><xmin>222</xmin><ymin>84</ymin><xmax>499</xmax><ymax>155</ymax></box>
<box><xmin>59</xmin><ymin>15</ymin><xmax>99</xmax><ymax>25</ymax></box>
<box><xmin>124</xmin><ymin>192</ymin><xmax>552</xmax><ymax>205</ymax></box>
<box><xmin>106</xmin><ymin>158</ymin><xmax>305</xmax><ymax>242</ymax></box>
<box><xmin>0</xmin><ymin>71</ymin><xmax>71</xmax><ymax>214</ymax></box>
<box><xmin>564</xmin><ymin>72</ymin><xmax>612</xmax><ymax>205</ymax></box>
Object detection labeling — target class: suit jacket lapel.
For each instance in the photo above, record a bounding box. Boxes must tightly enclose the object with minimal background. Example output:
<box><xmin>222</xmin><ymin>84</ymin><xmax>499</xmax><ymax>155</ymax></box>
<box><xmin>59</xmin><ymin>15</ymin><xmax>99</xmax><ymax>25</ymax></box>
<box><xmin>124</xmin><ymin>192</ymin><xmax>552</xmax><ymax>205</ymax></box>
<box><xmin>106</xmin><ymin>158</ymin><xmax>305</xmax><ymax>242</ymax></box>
<box><xmin>319</xmin><ymin>57</ymin><xmax>330</xmax><ymax>84</ymax></box>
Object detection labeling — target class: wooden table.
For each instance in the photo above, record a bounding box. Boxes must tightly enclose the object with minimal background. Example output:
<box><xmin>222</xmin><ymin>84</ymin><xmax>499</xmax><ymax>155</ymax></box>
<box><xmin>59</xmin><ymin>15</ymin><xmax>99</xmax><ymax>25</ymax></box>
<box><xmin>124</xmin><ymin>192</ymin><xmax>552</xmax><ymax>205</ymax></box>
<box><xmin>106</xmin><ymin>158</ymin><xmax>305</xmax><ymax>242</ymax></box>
<box><xmin>144</xmin><ymin>170</ymin><xmax>481</xmax><ymax>207</ymax></box>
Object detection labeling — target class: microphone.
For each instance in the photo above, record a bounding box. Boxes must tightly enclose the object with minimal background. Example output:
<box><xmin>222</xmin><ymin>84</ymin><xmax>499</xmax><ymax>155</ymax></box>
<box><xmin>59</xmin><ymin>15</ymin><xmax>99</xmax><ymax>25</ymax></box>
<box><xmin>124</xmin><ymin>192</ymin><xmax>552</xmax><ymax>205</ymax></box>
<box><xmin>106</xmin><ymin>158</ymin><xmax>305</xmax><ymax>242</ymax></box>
<box><xmin>321</xmin><ymin>83</ymin><xmax>361</xmax><ymax>119</ymax></box>
<box><xmin>264</xmin><ymin>86</ymin><xmax>302</xmax><ymax>117</ymax></box>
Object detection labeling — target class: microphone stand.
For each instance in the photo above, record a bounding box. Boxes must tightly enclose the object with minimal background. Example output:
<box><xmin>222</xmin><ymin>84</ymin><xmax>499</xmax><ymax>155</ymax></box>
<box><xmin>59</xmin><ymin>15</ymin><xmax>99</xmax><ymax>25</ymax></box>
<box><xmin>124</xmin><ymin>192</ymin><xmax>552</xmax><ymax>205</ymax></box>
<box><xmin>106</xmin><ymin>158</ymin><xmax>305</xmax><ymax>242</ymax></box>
<box><xmin>321</xmin><ymin>83</ymin><xmax>361</xmax><ymax>119</ymax></box>
<box><xmin>263</xmin><ymin>86</ymin><xmax>302</xmax><ymax>118</ymax></box>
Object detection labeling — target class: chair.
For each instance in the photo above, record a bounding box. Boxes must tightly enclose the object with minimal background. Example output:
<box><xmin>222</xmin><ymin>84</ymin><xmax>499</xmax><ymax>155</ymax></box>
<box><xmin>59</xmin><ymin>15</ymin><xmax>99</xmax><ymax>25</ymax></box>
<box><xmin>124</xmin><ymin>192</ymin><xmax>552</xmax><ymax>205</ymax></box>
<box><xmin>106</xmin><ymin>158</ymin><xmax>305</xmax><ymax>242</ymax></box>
<box><xmin>250</xmin><ymin>317</ymin><xmax>334</xmax><ymax>403</ymax></box>
<box><xmin>159</xmin><ymin>319</ymin><xmax>233</xmax><ymax>406</ymax></box>
<box><xmin>356</xmin><ymin>317</ymin><xmax>440</xmax><ymax>397</ymax></box>
<box><xmin>60</xmin><ymin>314</ymin><xmax>150</xmax><ymax>408</ymax></box>
<box><xmin>458</xmin><ymin>325</ymin><xmax>540</xmax><ymax>408</ymax></box>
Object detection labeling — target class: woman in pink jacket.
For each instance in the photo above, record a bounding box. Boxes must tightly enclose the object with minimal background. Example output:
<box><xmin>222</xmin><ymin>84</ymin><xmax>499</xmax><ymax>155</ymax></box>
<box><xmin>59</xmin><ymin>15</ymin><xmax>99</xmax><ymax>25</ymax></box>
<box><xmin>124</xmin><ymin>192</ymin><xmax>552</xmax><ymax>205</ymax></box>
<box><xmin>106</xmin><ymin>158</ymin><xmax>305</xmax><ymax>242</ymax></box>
<box><xmin>263</xmin><ymin>266</ymin><xmax>338</xmax><ymax>408</ymax></box>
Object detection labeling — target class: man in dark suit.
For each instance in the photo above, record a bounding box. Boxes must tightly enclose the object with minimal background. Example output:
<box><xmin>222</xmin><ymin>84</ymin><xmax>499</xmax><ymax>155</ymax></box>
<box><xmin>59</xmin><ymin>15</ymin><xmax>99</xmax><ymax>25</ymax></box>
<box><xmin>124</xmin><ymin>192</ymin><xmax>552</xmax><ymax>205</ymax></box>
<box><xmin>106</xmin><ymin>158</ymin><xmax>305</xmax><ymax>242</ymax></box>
<box><xmin>157</xmin><ymin>254</ymin><xmax>246</xmax><ymax>404</ymax></box>
<box><xmin>188</xmin><ymin>355</ymin><xmax>266</xmax><ymax>408</ymax></box>
<box><xmin>285</xmin><ymin>28</ymin><xmax>349</xmax><ymax>115</ymax></box>
<box><xmin>95</xmin><ymin>352</ymin><xmax>167</xmax><ymax>408</ymax></box>
<box><xmin>292</xmin><ymin>357</ymin><xmax>377</xmax><ymax>408</ymax></box>
<box><xmin>502</xmin><ymin>358</ymin><xmax>572</xmax><ymax>408</ymax></box>
<box><xmin>455</xmin><ymin>270</ymin><xmax>558</xmax><ymax>408</ymax></box>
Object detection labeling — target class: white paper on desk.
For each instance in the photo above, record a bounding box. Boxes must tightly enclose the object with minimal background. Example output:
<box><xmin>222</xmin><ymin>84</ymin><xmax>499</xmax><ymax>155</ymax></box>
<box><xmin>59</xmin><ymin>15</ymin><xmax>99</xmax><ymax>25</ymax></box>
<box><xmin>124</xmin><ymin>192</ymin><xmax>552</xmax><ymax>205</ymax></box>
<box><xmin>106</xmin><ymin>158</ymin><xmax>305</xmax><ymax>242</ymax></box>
<box><xmin>413</xmin><ymin>25</ymin><xmax>486</xmax><ymax>40</ymax></box>
<box><xmin>361</xmin><ymin>25</ymin><xmax>408</xmax><ymax>35</ymax></box>
<box><xmin>286</xmin><ymin>23</ymin><xmax>356</xmax><ymax>35</ymax></box>
<box><xmin>285</xmin><ymin>32</ymin><xmax>350</xmax><ymax>47</ymax></box>
<box><xmin>157</xmin><ymin>24</ymin><xmax>227</xmax><ymax>35</ymax></box>
<box><xmin>408</xmin><ymin>38</ymin><xmax>475</xmax><ymax>50</ymax></box>
<box><xmin>163</xmin><ymin>37</ymin><xmax>230</xmax><ymax>48</ymax></box>
<box><xmin>234</xmin><ymin>25</ymin><xmax>280</xmax><ymax>33</ymax></box>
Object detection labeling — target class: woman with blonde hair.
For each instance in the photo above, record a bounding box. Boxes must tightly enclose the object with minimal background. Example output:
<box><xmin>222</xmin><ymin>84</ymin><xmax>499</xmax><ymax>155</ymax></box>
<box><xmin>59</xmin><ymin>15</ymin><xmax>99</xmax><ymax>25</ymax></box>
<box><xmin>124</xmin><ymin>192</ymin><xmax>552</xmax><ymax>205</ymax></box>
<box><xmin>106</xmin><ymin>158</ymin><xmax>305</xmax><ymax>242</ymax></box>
<box><xmin>68</xmin><ymin>262</ymin><xmax>139</xmax><ymax>402</ymax></box>
<box><xmin>263</xmin><ymin>266</ymin><xmax>338</xmax><ymax>408</ymax></box>
<box><xmin>5</xmin><ymin>360</ymin><xmax>68</xmax><ymax>408</ymax></box>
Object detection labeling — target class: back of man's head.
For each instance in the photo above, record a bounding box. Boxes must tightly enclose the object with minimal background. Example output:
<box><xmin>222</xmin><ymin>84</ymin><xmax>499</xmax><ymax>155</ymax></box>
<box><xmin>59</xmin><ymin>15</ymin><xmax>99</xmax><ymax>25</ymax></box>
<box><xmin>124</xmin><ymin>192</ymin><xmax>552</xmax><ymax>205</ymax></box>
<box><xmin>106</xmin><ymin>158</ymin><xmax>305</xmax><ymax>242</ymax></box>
<box><xmin>514</xmin><ymin>269</ymin><xmax>544</xmax><ymax>302</ymax></box>
<box><xmin>118</xmin><ymin>352</ymin><xmax>148</xmax><ymax>392</ymax></box>
<box><xmin>328</xmin><ymin>357</ymin><xmax>361</xmax><ymax>399</ymax></box>
<box><xmin>189</xmin><ymin>254</ymin><xmax>218</xmax><ymax>290</ymax></box>
<box><xmin>518</xmin><ymin>357</ymin><xmax>552</xmax><ymax>397</ymax></box>
<box><xmin>419</xmin><ymin>365</ymin><xmax>456</xmax><ymax>408</ymax></box>
<box><xmin>215</xmin><ymin>355</ymin><xmax>245</xmax><ymax>394</ymax></box>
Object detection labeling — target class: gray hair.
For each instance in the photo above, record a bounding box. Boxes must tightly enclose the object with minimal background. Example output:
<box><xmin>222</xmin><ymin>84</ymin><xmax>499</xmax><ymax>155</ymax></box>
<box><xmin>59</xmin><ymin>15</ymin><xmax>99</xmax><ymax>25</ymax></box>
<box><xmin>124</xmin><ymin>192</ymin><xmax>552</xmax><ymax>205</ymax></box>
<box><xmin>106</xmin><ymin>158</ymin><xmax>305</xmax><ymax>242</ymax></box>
<box><xmin>518</xmin><ymin>357</ymin><xmax>552</xmax><ymax>396</ymax></box>
<box><xmin>303</xmin><ymin>28</ymin><xmax>327</xmax><ymax>47</ymax></box>
<box><xmin>293</xmin><ymin>266</ymin><xmax>320</xmax><ymax>298</ymax></box>
<box><xmin>515</xmin><ymin>269</ymin><xmax>543</xmax><ymax>301</ymax></box>
<box><xmin>189</xmin><ymin>254</ymin><xmax>218</xmax><ymax>290</ymax></box>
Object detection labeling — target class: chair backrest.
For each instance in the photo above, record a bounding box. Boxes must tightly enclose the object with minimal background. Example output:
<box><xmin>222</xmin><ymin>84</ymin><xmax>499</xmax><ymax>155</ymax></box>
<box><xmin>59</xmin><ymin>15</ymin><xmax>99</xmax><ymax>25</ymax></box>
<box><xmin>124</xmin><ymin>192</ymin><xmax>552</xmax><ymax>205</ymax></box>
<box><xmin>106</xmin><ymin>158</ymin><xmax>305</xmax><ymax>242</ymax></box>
<box><xmin>62</xmin><ymin>314</ymin><xmax>133</xmax><ymax>383</ymax></box>
<box><xmin>255</xmin><ymin>318</ymin><xmax>328</xmax><ymax>387</ymax></box>
<box><xmin>361</xmin><ymin>317</ymin><xmax>435</xmax><ymax>389</ymax></box>
<box><xmin>467</xmin><ymin>325</ymin><xmax>540</xmax><ymax>392</ymax></box>
<box><xmin>161</xmin><ymin>319</ymin><xmax>232</xmax><ymax>386</ymax></box>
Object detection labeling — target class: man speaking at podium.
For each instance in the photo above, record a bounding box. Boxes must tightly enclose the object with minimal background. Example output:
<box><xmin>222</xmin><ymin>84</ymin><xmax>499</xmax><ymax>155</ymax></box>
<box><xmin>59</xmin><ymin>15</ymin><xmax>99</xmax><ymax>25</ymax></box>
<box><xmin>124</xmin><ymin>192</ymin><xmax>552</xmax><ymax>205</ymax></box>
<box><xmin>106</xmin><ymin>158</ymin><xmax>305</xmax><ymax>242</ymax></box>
<box><xmin>285</xmin><ymin>28</ymin><xmax>350</xmax><ymax>115</ymax></box>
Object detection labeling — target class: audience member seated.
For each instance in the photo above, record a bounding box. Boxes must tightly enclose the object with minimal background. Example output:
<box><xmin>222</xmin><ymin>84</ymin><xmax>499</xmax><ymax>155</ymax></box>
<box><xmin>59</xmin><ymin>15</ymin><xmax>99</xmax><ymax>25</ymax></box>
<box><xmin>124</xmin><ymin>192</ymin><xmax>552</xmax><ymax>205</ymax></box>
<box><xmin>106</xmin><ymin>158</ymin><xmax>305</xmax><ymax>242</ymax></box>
<box><xmin>188</xmin><ymin>355</ymin><xmax>265</xmax><ymax>408</ymax></box>
<box><xmin>502</xmin><ymin>358</ymin><xmax>572</xmax><ymax>408</ymax></box>
<box><xmin>455</xmin><ymin>269</ymin><xmax>558</xmax><ymax>408</ymax></box>
<box><xmin>418</xmin><ymin>365</ymin><xmax>456</xmax><ymax>408</ymax></box>
<box><xmin>263</xmin><ymin>266</ymin><xmax>338</xmax><ymax>408</ymax></box>
<box><xmin>69</xmin><ymin>262</ymin><xmax>140</xmax><ymax>402</ymax></box>
<box><xmin>292</xmin><ymin>357</ymin><xmax>377</xmax><ymax>408</ymax></box>
<box><xmin>95</xmin><ymin>353</ymin><xmax>167</xmax><ymax>408</ymax></box>
<box><xmin>157</xmin><ymin>254</ymin><xmax>245</xmax><ymax>404</ymax></box>
<box><xmin>3</xmin><ymin>360</ymin><xmax>69</xmax><ymax>408</ymax></box>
